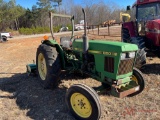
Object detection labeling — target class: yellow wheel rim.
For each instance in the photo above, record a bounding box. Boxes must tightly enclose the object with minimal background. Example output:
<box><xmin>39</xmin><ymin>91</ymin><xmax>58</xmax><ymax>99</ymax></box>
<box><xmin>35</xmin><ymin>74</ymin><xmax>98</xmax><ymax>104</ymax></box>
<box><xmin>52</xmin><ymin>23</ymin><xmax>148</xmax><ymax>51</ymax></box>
<box><xmin>70</xmin><ymin>93</ymin><xmax>92</xmax><ymax>118</ymax></box>
<box><xmin>38</xmin><ymin>53</ymin><xmax>47</xmax><ymax>80</ymax></box>
<box><xmin>131</xmin><ymin>75</ymin><xmax>138</xmax><ymax>84</ymax></box>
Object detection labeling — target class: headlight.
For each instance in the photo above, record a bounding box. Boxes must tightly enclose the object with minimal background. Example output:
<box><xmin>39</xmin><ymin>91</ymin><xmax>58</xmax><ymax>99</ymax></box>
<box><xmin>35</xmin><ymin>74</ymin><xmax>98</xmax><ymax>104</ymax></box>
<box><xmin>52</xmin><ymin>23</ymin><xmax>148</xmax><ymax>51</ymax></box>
<box><xmin>129</xmin><ymin>52</ymin><xmax>136</xmax><ymax>58</ymax></box>
<box><xmin>121</xmin><ymin>53</ymin><xmax>126</xmax><ymax>60</ymax></box>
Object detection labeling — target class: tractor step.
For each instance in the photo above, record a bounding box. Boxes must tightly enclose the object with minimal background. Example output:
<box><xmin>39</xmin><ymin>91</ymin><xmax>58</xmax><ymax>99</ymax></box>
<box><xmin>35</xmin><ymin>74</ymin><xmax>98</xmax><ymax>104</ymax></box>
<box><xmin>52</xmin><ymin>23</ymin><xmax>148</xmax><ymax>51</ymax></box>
<box><xmin>26</xmin><ymin>64</ymin><xmax>37</xmax><ymax>76</ymax></box>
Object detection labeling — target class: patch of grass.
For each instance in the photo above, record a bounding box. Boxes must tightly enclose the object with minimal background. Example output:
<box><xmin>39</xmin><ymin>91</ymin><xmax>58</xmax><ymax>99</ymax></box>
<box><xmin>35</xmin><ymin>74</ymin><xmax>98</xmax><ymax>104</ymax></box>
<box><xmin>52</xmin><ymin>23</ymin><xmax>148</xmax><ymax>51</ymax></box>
<box><xmin>18</xmin><ymin>26</ymin><xmax>56</xmax><ymax>35</ymax></box>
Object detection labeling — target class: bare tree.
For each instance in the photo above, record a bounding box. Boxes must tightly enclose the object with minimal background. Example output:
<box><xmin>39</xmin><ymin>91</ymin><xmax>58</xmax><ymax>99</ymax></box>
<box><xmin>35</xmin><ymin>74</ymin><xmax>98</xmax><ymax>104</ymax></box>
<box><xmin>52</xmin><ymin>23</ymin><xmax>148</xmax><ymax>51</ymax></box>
<box><xmin>50</xmin><ymin>0</ymin><xmax>62</xmax><ymax>13</ymax></box>
<box><xmin>61</xmin><ymin>0</ymin><xmax>74</xmax><ymax>14</ymax></box>
<box><xmin>95</xmin><ymin>3</ymin><xmax>108</xmax><ymax>24</ymax></box>
<box><xmin>71</xmin><ymin>5</ymin><xmax>83</xmax><ymax>23</ymax></box>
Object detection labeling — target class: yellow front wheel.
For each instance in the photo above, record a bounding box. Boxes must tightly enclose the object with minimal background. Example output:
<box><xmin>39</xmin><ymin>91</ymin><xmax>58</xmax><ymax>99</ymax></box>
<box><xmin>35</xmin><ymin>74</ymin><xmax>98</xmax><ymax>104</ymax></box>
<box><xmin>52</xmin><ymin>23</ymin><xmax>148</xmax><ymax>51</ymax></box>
<box><xmin>128</xmin><ymin>67</ymin><xmax>145</xmax><ymax>97</ymax></box>
<box><xmin>71</xmin><ymin>93</ymin><xmax>92</xmax><ymax>118</ymax></box>
<box><xmin>66</xmin><ymin>84</ymin><xmax>101</xmax><ymax>120</ymax></box>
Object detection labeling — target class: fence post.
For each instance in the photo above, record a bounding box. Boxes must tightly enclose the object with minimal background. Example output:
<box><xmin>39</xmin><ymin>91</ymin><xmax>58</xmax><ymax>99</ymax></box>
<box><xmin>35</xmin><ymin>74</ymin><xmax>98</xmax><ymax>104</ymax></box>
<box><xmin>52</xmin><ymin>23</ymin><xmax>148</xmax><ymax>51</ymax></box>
<box><xmin>98</xmin><ymin>25</ymin><xmax>100</xmax><ymax>35</ymax></box>
<box><xmin>88</xmin><ymin>25</ymin><xmax>89</xmax><ymax>34</ymax></box>
<box><xmin>108</xmin><ymin>24</ymin><xmax>110</xmax><ymax>36</ymax></box>
<box><xmin>92</xmin><ymin>25</ymin><xmax>94</xmax><ymax>34</ymax></box>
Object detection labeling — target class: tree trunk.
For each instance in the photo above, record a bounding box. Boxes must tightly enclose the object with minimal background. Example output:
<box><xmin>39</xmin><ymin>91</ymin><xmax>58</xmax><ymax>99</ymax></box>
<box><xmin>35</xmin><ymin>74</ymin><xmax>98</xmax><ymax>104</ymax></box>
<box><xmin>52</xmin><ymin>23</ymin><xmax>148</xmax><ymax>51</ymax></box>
<box><xmin>15</xmin><ymin>18</ymin><xmax>19</xmax><ymax>30</ymax></box>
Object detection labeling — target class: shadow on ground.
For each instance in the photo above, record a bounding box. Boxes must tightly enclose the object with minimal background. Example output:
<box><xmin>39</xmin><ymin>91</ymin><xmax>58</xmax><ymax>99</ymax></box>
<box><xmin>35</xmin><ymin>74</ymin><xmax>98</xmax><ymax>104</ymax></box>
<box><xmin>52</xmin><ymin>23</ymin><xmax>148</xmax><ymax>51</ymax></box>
<box><xmin>0</xmin><ymin>73</ymin><xmax>76</xmax><ymax>120</ymax></box>
<box><xmin>141</xmin><ymin>63</ymin><xmax>160</xmax><ymax>75</ymax></box>
<box><xmin>1</xmin><ymin>63</ymin><xmax>159</xmax><ymax>120</ymax></box>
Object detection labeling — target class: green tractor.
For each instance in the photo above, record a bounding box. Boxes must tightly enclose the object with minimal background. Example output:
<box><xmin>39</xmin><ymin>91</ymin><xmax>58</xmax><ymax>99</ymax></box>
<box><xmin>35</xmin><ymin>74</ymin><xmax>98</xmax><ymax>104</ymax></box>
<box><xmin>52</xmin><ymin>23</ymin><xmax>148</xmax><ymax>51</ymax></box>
<box><xmin>27</xmin><ymin>9</ymin><xmax>145</xmax><ymax>120</ymax></box>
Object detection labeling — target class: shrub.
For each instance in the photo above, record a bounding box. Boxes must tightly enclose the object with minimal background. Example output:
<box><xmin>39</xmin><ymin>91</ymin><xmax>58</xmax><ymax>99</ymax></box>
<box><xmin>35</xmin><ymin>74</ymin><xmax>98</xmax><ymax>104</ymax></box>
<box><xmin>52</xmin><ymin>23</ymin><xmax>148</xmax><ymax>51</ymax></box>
<box><xmin>67</xmin><ymin>24</ymin><xmax>72</xmax><ymax>31</ymax></box>
<box><xmin>6</xmin><ymin>28</ymin><xmax>20</xmax><ymax>36</ymax></box>
<box><xmin>18</xmin><ymin>26</ymin><xmax>65</xmax><ymax>35</ymax></box>
<box><xmin>53</xmin><ymin>26</ymin><xmax>61</xmax><ymax>33</ymax></box>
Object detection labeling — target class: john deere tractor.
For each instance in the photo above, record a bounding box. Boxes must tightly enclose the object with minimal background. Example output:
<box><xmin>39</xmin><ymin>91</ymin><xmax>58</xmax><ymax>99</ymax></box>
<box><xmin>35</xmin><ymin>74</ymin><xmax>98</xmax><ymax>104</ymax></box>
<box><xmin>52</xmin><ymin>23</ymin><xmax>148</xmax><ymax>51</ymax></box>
<box><xmin>27</xmin><ymin>9</ymin><xmax>145</xmax><ymax>120</ymax></box>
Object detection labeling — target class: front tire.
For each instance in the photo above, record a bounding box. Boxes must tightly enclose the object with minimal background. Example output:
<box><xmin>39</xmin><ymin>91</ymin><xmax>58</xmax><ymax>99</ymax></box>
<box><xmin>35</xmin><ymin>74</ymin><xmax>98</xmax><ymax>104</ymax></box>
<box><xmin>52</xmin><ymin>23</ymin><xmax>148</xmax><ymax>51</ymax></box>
<box><xmin>36</xmin><ymin>44</ymin><xmax>61</xmax><ymax>89</ymax></box>
<box><xmin>128</xmin><ymin>67</ymin><xmax>145</xmax><ymax>97</ymax></box>
<box><xmin>2</xmin><ymin>36</ymin><xmax>7</xmax><ymax>42</ymax></box>
<box><xmin>66</xmin><ymin>84</ymin><xmax>101</xmax><ymax>120</ymax></box>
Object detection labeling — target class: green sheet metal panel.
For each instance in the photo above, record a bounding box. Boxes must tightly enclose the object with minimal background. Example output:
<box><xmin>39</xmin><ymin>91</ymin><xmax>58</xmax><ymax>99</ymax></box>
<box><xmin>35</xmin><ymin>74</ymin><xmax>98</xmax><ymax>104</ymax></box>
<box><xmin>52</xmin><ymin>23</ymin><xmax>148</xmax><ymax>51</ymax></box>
<box><xmin>72</xmin><ymin>39</ymin><xmax>138</xmax><ymax>52</ymax></box>
<box><xmin>72</xmin><ymin>39</ymin><xmax>138</xmax><ymax>80</ymax></box>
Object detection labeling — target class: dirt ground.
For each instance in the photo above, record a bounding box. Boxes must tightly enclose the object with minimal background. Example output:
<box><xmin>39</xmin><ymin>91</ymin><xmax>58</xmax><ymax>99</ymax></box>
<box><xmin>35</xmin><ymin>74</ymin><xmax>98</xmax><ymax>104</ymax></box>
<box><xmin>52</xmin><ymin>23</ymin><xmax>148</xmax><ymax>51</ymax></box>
<box><xmin>0</xmin><ymin>26</ymin><xmax>160</xmax><ymax>120</ymax></box>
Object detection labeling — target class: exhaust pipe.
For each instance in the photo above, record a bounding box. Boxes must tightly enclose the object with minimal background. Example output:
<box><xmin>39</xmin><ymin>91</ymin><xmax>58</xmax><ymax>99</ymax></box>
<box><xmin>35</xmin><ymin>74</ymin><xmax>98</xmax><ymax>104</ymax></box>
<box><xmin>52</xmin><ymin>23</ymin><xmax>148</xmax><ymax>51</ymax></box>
<box><xmin>49</xmin><ymin>12</ymin><xmax>55</xmax><ymax>40</ymax></box>
<box><xmin>82</xmin><ymin>8</ymin><xmax>89</xmax><ymax>55</ymax></box>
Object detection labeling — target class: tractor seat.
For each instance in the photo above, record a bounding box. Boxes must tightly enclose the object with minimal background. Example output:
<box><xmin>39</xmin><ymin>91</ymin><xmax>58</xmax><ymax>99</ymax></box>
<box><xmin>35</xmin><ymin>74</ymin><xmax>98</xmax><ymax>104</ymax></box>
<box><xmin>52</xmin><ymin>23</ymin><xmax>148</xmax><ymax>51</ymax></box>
<box><xmin>60</xmin><ymin>37</ymin><xmax>72</xmax><ymax>48</ymax></box>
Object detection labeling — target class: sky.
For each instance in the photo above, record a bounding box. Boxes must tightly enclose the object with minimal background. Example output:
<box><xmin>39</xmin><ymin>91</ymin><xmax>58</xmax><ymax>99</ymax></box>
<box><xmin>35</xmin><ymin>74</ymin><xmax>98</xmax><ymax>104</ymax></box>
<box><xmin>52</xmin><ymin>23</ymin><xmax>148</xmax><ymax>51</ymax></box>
<box><xmin>5</xmin><ymin>0</ymin><xmax>136</xmax><ymax>9</ymax></box>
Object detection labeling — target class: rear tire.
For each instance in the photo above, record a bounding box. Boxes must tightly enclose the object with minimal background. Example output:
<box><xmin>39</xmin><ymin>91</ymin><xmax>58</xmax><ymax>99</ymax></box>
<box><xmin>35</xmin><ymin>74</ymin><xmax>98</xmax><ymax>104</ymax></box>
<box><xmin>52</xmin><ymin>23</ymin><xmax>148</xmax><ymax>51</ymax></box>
<box><xmin>131</xmin><ymin>37</ymin><xmax>146</xmax><ymax>68</ymax></box>
<box><xmin>157</xmin><ymin>47</ymin><xmax>160</xmax><ymax>58</ymax></box>
<box><xmin>36</xmin><ymin>44</ymin><xmax>61</xmax><ymax>89</ymax></box>
<box><xmin>66</xmin><ymin>84</ymin><xmax>101</xmax><ymax>120</ymax></box>
<box><xmin>130</xmin><ymin>37</ymin><xmax>145</xmax><ymax>49</ymax></box>
<box><xmin>121</xmin><ymin>28</ymin><xmax>130</xmax><ymax>42</ymax></box>
<box><xmin>121</xmin><ymin>28</ymin><xmax>146</xmax><ymax>68</ymax></box>
<box><xmin>135</xmin><ymin>48</ymin><xmax>146</xmax><ymax>68</ymax></box>
<box><xmin>2</xmin><ymin>36</ymin><xmax>7</xmax><ymax>42</ymax></box>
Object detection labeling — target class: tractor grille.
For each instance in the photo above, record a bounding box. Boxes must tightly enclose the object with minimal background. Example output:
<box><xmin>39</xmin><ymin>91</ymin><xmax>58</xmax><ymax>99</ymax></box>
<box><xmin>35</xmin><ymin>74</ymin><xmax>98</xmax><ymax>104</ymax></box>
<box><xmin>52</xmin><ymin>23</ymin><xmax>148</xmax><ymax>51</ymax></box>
<box><xmin>118</xmin><ymin>58</ymin><xmax>134</xmax><ymax>75</ymax></box>
<box><xmin>104</xmin><ymin>57</ymin><xmax>114</xmax><ymax>73</ymax></box>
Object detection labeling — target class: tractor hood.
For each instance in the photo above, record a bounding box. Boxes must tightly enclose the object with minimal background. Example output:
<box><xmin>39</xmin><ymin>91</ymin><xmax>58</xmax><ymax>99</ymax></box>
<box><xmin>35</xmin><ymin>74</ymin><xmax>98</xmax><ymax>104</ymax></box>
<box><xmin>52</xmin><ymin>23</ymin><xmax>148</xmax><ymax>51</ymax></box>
<box><xmin>72</xmin><ymin>39</ymin><xmax>138</xmax><ymax>53</ymax></box>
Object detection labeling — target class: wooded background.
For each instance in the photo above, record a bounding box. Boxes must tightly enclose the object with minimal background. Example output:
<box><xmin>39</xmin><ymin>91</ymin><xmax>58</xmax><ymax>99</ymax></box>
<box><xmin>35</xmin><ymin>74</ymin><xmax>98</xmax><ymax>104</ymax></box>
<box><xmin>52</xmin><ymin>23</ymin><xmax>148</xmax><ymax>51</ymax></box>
<box><xmin>0</xmin><ymin>0</ymin><xmax>125</xmax><ymax>34</ymax></box>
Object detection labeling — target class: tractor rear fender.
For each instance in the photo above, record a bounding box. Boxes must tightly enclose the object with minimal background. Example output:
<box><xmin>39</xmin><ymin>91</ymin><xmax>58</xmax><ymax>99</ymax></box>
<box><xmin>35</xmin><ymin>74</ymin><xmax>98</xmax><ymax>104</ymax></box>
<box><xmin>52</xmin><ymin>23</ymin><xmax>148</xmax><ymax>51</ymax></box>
<box><xmin>42</xmin><ymin>40</ymin><xmax>65</xmax><ymax>69</ymax></box>
<box><xmin>122</xmin><ymin>21</ymin><xmax>136</xmax><ymax>37</ymax></box>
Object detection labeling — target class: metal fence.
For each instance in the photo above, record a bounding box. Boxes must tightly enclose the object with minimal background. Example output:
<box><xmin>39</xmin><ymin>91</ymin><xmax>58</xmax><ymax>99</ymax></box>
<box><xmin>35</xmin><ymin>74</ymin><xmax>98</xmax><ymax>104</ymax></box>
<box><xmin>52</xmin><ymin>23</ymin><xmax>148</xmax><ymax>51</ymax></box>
<box><xmin>87</xmin><ymin>23</ymin><xmax>121</xmax><ymax>37</ymax></box>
